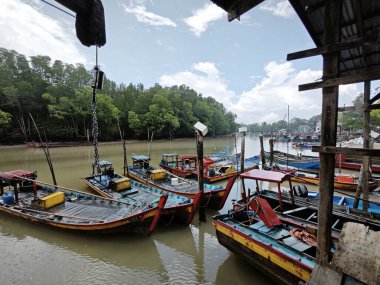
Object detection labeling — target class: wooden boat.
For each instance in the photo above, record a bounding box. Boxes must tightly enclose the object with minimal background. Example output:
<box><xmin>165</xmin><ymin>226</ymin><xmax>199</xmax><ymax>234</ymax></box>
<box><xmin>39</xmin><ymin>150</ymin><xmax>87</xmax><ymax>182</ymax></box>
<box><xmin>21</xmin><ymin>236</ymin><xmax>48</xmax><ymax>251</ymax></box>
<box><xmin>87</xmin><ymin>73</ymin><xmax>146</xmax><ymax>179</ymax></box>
<box><xmin>0</xmin><ymin>170</ymin><xmax>168</xmax><ymax>234</ymax></box>
<box><xmin>127</xmin><ymin>155</ymin><xmax>234</xmax><ymax>210</ymax></box>
<box><xmin>25</xmin><ymin>140</ymin><xmax>92</xmax><ymax>148</ymax></box>
<box><xmin>83</xmin><ymin>160</ymin><xmax>197</xmax><ymax>225</ymax></box>
<box><xmin>195</xmin><ymin>155</ymin><xmax>260</xmax><ymax>183</ymax></box>
<box><xmin>264</xmin><ymin>150</ymin><xmax>320</xmax><ymax>171</ymax></box>
<box><xmin>234</xmin><ymin>169</ymin><xmax>380</xmax><ymax>230</ymax></box>
<box><xmin>159</xmin><ymin>153</ymin><xmax>197</xmax><ymax>178</ymax></box>
<box><xmin>290</xmin><ymin>171</ymin><xmax>378</xmax><ymax>192</ymax></box>
<box><xmin>160</xmin><ymin>153</ymin><xmax>260</xmax><ymax>183</ymax></box>
<box><xmin>335</xmin><ymin>153</ymin><xmax>380</xmax><ymax>173</ymax></box>
<box><xmin>213</xmin><ymin>169</ymin><xmax>379</xmax><ymax>284</ymax></box>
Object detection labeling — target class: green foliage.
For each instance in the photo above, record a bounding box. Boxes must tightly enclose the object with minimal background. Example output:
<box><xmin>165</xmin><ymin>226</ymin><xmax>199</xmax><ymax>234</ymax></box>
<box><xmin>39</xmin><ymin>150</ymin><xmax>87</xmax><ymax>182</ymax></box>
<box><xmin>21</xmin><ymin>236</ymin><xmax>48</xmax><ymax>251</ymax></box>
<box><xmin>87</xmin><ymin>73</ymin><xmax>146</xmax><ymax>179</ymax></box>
<box><xmin>0</xmin><ymin>110</ymin><xmax>12</xmax><ymax>127</ymax></box>
<box><xmin>0</xmin><ymin>48</ymin><xmax>237</xmax><ymax>143</ymax></box>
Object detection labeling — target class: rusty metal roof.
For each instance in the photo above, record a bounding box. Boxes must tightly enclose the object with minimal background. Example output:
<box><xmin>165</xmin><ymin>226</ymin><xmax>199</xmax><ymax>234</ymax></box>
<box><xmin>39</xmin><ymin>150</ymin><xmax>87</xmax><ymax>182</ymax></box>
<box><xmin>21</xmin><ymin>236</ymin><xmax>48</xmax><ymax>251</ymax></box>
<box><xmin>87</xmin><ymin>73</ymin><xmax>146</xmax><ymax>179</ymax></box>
<box><xmin>211</xmin><ymin>0</ymin><xmax>380</xmax><ymax>80</ymax></box>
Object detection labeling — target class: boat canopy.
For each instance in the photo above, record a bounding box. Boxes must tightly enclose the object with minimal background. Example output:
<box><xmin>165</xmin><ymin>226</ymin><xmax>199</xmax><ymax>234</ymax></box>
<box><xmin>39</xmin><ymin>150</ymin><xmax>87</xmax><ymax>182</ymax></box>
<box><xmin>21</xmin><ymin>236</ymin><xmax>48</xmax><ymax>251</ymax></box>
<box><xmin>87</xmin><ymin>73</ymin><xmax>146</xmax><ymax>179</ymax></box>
<box><xmin>93</xmin><ymin>160</ymin><xmax>113</xmax><ymax>167</ymax></box>
<box><xmin>0</xmin><ymin>170</ymin><xmax>36</xmax><ymax>181</ymax></box>
<box><xmin>162</xmin><ymin>153</ymin><xmax>178</xmax><ymax>157</ymax></box>
<box><xmin>131</xmin><ymin>155</ymin><xmax>150</xmax><ymax>161</ymax></box>
<box><xmin>178</xmin><ymin>155</ymin><xmax>197</xmax><ymax>160</ymax></box>
<box><xmin>240</xmin><ymin>169</ymin><xmax>291</xmax><ymax>183</ymax></box>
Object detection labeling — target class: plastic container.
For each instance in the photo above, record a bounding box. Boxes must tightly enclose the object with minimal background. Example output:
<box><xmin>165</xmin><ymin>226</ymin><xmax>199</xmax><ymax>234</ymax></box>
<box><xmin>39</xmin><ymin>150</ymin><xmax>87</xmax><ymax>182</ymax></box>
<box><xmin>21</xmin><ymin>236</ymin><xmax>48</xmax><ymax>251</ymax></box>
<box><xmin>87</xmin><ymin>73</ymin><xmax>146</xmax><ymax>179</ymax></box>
<box><xmin>2</xmin><ymin>193</ymin><xmax>15</xmax><ymax>205</ymax></box>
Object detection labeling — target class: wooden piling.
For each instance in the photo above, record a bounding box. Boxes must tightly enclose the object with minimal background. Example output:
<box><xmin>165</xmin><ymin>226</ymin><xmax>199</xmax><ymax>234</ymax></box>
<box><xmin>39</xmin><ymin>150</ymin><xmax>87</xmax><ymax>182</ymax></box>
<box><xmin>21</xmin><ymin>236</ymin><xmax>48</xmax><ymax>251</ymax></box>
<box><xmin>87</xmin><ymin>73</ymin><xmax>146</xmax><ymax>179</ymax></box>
<box><xmin>269</xmin><ymin>138</ymin><xmax>274</xmax><ymax>166</ymax></box>
<box><xmin>240</xmin><ymin>130</ymin><xmax>246</xmax><ymax>173</ymax></box>
<box><xmin>317</xmin><ymin>0</ymin><xmax>342</xmax><ymax>265</ymax></box>
<box><xmin>259</xmin><ymin>135</ymin><xmax>266</xmax><ymax>166</ymax></box>
<box><xmin>196</xmin><ymin>132</ymin><xmax>206</xmax><ymax>222</ymax></box>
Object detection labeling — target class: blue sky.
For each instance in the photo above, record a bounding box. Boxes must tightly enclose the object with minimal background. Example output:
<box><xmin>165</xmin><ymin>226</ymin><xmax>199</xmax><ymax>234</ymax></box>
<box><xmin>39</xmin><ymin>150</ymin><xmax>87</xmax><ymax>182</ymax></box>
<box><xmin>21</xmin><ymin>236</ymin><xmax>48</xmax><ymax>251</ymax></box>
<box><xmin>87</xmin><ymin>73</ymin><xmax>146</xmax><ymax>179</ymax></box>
<box><xmin>1</xmin><ymin>0</ymin><xmax>368</xmax><ymax>124</ymax></box>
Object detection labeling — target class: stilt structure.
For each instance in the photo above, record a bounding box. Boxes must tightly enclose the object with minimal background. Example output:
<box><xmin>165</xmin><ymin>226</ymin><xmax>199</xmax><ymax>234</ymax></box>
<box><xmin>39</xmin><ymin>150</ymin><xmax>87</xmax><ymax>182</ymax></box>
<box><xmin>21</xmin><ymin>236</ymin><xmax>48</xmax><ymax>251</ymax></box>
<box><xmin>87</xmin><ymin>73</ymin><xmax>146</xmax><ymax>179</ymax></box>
<box><xmin>210</xmin><ymin>0</ymin><xmax>380</xmax><ymax>283</ymax></box>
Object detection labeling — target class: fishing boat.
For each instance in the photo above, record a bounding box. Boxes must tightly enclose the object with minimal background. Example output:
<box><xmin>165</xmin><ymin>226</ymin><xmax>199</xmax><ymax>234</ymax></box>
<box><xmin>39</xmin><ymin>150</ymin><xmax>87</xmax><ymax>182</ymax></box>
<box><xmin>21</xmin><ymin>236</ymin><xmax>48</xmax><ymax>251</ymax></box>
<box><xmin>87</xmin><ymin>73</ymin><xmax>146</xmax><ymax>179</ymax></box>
<box><xmin>233</xmin><ymin>169</ymin><xmax>380</xmax><ymax>229</ymax></box>
<box><xmin>83</xmin><ymin>160</ymin><xmax>197</xmax><ymax>225</ymax></box>
<box><xmin>127</xmin><ymin>155</ymin><xmax>234</xmax><ymax>210</ymax></box>
<box><xmin>0</xmin><ymin>170</ymin><xmax>167</xmax><ymax>234</ymax></box>
<box><xmin>289</xmin><ymin>171</ymin><xmax>378</xmax><ymax>192</ymax></box>
<box><xmin>195</xmin><ymin>155</ymin><xmax>260</xmax><ymax>183</ymax></box>
<box><xmin>335</xmin><ymin>153</ymin><xmax>380</xmax><ymax>173</ymax></box>
<box><xmin>264</xmin><ymin>150</ymin><xmax>320</xmax><ymax>171</ymax></box>
<box><xmin>161</xmin><ymin>153</ymin><xmax>260</xmax><ymax>183</ymax></box>
<box><xmin>159</xmin><ymin>153</ymin><xmax>197</xmax><ymax>178</ymax></box>
<box><xmin>212</xmin><ymin>169</ymin><xmax>379</xmax><ymax>284</ymax></box>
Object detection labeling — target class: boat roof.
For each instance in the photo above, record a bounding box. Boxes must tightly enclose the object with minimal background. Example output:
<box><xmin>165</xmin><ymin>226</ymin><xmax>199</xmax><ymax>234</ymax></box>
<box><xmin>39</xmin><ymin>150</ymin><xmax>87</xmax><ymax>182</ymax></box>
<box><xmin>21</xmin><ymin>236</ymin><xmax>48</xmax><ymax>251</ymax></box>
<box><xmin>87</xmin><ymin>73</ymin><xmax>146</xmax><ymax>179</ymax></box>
<box><xmin>93</xmin><ymin>160</ymin><xmax>113</xmax><ymax>167</ymax></box>
<box><xmin>0</xmin><ymin>170</ymin><xmax>36</xmax><ymax>181</ymax></box>
<box><xmin>179</xmin><ymin>155</ymin><xmax>197</xmax><ymax>159</ymax></box>
<box><xmin>162</xmin><ymin>153</ymin><xmax>178</xmax><ymax>157</ymax></box>
<box><xmin>240</xmin><ymin>169</ymin><xmax>291</xmax><ymax>183</ymax></box>
<box><xmin>131</xmin><ymin>155</ymin><xmax>150</xmax><ymax>161</ymax></box>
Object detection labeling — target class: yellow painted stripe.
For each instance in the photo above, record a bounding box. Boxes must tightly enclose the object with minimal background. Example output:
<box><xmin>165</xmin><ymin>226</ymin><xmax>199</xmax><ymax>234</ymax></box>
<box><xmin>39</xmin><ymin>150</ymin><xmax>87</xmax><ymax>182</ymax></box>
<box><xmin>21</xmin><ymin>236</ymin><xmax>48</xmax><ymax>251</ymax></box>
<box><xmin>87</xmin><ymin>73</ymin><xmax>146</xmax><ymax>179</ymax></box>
<box><xmin>214</xmin><ymin>221</ymin><xmax>311</xmax><ymax>282</ymax></box>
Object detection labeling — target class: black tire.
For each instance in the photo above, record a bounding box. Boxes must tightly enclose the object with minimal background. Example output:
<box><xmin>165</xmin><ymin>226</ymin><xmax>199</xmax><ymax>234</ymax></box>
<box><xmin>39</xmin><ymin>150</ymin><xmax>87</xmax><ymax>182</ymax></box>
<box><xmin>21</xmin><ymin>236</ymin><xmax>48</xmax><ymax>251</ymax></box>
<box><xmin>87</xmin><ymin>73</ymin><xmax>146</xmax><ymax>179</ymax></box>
<box><xmin>292</xmin><ymin>185</ymin><xmax>301</xmax><ymax>196</ymax></box>
<box><xmin>299</xmin><ymin>185</ymin><xmax>308</xmax><ymax>197</ymax></box>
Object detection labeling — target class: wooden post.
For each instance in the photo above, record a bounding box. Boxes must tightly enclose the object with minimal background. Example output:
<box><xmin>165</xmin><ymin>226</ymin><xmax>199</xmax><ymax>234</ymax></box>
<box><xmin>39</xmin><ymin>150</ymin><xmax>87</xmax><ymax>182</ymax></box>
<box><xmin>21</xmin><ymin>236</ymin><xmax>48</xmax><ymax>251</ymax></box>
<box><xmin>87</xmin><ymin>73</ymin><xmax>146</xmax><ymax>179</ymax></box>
<box><xmin>240</xmin><ymin>130</ymin><xmax>246</xmax><ymax>173</ymax></box>
<box><xmin>196</xmin><ymin>131</ymin><xmax>206</xmax><ymax>222</ymax></box>
<box><xmin>269</xmin><ymin>138</ymin><xmax>274</xmax><ymax>166</ymax></box>
<box><xmin>316</xmin><ymin>0</ymin><xmax>342</xmax><ymax>265</ymax></box>
<box><xmin>259</xmin><ymin>135</ymin><xmax>266</xmax><ymax>166</ymax></box>
<box><xmin>362</xmin><ymin>81</ymin><xmax>371</xmax><ymax>211</ymax></box>
<box><xmin>13</xmin><ymin>182</ymin><xmax>19</xmax><ymax>203</ymax></box>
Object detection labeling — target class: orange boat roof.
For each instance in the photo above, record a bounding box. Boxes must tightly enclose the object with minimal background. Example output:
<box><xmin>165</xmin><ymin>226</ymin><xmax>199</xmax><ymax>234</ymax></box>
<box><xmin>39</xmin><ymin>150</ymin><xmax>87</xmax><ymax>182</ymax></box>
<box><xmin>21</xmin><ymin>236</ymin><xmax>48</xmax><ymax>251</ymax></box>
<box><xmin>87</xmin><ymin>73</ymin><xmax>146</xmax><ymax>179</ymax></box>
<box><xmin>240</xmin><ymin>169</ymin><xmax>291</xmax><ymax>183</ymax></box>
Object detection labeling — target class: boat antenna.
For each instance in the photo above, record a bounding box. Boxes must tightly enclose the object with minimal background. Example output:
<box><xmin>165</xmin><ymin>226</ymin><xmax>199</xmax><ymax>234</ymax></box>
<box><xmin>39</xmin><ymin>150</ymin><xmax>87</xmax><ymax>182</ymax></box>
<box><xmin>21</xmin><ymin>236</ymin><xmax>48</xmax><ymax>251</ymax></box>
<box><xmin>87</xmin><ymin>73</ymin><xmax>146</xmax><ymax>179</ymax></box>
<box><xmin>29</xmin><ymin>113</ymin><xmax>57</xmax><ymax>187</ymax></box>
<box><xmin>91</xmin><ymin>46</ymin><xmax>104</xmax><ymax>175</ymax></box>
<box><xmin>117</xmin><ymin>119</ymin><xmax>128</xmax><ymax>176</ymax></box>
<box><xmin>148</xmin><ymin>131</ymin><xmax>154</xmax><ymax>160</ymax></box>
<box><xmin>287</xmin><ymin>105</ymin><xmax>289</xmax><ymax>169</ymax></box>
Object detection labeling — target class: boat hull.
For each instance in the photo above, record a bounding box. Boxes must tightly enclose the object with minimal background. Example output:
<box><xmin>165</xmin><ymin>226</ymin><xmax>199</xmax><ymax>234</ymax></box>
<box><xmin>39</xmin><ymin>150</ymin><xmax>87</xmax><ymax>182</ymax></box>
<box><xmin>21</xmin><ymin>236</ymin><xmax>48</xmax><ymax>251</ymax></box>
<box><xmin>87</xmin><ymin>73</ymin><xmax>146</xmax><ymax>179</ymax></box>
<box><xmin>83</xmin><ymin>175</ymin><xmax>194</xmax><ymax>225</ymax></box>
<box><xmin>213</xmin><ymin>219</ymin><xmax>312</xmax><ymax>285</ymax></box>
<box><xmin>290</xmin><ymin>175</ymin><xmax>377</xmax><ymax>192</ymax></box>
<box><xmin>127</xmin><ymin>170</ymin><xmax>230</xmax><ymax>210</ymax></box>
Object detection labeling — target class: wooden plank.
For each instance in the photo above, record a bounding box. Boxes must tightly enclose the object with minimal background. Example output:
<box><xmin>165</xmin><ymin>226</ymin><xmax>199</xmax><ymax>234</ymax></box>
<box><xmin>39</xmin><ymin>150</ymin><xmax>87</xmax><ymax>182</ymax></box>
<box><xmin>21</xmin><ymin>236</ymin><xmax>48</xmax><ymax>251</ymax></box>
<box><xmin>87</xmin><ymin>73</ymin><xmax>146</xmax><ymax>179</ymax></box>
<box><xmin>312</xmin><ymin>146</ymin><xmax>380</xmax><ymax>157</ymax></box>
<box><xmin>287</xmin><ymin>35</ymin><xmax>379</xmax><ymax>61</ymax></box>
<box><xmin>332</xmin><ymin>222</ymin><xmax>380</xmax><ymax>285</ymax></box>
<box><xmin>337</xmin><ymin>105</ymin><xmax>356</xmax><ymax>112</ymax></box>
<box><xmin>299</xmin><ymin>69</ymin><xmax>380</xmax><ymax>91</ymax></box>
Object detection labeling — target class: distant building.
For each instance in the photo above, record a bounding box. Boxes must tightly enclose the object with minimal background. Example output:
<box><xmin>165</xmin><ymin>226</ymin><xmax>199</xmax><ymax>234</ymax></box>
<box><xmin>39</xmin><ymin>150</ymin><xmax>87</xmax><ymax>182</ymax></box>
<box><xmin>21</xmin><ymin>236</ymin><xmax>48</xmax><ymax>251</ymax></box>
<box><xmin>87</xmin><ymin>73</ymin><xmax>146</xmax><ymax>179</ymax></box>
<box><xmin>315</xmin><ymin>120</ymin><xmax>321</xmax><ymax>134</ymax></box>
<box><xmin>298</xmin><ymin>125</ymin><xmax>312</xmax><ymax>134</ymax></box>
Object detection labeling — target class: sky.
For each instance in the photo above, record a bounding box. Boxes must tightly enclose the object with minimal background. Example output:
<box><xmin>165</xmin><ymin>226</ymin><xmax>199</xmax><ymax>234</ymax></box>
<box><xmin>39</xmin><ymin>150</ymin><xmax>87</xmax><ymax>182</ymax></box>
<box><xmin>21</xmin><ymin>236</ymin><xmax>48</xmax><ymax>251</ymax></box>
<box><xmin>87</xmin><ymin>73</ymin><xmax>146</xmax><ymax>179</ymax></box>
<box><xmin>0</xmin><ymin>0</ymin><xmax>372</xmax><ymax>125</ymax></box>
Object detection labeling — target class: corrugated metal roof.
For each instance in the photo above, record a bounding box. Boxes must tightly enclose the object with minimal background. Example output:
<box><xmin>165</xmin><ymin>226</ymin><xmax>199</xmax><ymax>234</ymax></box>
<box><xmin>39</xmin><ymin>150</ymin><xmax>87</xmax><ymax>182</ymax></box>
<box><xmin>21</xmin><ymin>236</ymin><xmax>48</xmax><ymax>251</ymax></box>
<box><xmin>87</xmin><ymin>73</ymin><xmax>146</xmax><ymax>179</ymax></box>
<box><xmin>211</xmin><ymin>0</ymin><xmax>380</xmax><ymax>78</ymax></box>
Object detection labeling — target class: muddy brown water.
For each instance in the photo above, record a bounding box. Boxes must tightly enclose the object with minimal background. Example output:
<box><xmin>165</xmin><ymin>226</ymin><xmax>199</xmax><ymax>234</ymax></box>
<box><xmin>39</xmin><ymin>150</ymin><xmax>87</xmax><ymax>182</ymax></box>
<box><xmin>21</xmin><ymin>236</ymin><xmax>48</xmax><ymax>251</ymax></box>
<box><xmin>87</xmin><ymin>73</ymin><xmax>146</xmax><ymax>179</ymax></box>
<box><xmin>0</xmin><ymin>136</ymin><xmax>318</xmax><ymax>284</ymax></box>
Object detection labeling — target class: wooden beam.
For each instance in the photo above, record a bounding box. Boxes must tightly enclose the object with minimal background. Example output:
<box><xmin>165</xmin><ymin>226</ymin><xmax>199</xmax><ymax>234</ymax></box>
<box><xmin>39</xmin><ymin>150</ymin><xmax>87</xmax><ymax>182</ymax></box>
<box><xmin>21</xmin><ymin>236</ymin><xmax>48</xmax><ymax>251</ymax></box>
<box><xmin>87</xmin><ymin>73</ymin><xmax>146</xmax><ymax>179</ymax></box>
<box><xmin>225</xmin><ymin>0</ymin><xmax>264</xmax><ymax>22</ymax></box>
<box><xmin>299</xmin><ymin>69</ymin><xmax>380</xmax><ymax>91</ymax></box>
<box><xmin>369</xmin><ymin>91</ymin><xmax>380</xmax><ymax>104</ymax></box>
<box><xmin>338</xmin><ymin>106</ymin><xmax>355</xmax><ymax>112</ymax></box>
<box><xmin>369</xmin><ymin>103</ymin><xmax>380</xmax><ymax>110</ymax></box>
<box><xmin>312</xmin><ymin>146</ymin><xmax>380</xmax><ymax>157</ymax></box>
<box><xmin>287</xmin><ymin>35</ymin><xmax>379</xmax><ymax>61</ymax></box>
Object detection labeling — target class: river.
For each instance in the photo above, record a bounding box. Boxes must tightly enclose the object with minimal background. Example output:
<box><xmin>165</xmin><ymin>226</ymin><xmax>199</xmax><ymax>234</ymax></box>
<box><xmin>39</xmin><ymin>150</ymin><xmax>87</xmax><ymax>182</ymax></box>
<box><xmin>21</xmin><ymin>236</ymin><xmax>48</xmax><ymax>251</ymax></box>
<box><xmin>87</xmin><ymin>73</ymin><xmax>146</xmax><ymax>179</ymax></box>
<box><xmin>0</xmin><ymin>135</ymin><xmax>317</xmax><ymax>285</ymax></box>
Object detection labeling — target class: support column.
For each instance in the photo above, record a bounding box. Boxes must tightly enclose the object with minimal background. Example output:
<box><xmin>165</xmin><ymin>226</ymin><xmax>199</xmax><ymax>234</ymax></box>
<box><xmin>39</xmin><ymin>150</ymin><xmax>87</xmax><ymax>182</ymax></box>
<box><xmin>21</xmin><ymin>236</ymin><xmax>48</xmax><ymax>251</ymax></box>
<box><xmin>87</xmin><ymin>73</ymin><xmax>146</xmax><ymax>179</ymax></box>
<box><xmin>362</xmin><ymin>81</ymin><xmax>371</xmax><ymax>211</ymax></box>
<box><xmin>317</xmin><ymin>0</ymin><xmax>342</xmax><ymax>265</ymax></box>
<box><xmin>196</xmin><ymin>131</ymin><xmax>206</xmax><ymax>222</ymax></box>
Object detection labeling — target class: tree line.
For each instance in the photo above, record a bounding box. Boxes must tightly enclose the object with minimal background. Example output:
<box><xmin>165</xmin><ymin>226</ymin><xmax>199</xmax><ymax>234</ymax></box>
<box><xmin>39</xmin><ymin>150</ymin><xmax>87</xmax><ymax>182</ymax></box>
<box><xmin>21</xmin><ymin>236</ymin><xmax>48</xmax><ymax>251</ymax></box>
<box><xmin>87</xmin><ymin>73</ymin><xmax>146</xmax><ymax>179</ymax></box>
<box><xmin>0</xmin><ymin>48</ymin><xmax>237</xmax><ymax>144</ymax></box>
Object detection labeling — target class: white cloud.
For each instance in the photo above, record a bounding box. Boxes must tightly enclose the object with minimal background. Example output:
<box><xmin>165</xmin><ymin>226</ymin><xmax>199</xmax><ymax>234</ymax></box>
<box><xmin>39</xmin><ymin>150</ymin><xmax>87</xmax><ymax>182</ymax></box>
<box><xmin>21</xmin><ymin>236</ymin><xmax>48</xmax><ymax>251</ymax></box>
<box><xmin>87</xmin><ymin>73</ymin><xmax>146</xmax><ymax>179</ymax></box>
<box><xmin>122</xmin><ymin>4</ymin><xmax>176</xmax><ymax>27</ymax></box>
<box><xmin>259</xmin><ymin>0</ymin><xmax>295</xmax><ymax>19</ymax></box>
<box><xmin>0</xmin><ymin>0</ymin><xmax>87</xmax><ymax>64</ymax></box>
<box><xmin>160</xmin><ymin>60</ymin><xmax>361</xmax><ymax>124</ymax></box>
<box><xmin>160</xmin><ymin>61</ymin><xmax>235</xmax><ymax>106</ymax></box>
<box><xmin>184</xmin><ymin>3</ymin><xmax>225</xmax><ymax>37</ymax></box>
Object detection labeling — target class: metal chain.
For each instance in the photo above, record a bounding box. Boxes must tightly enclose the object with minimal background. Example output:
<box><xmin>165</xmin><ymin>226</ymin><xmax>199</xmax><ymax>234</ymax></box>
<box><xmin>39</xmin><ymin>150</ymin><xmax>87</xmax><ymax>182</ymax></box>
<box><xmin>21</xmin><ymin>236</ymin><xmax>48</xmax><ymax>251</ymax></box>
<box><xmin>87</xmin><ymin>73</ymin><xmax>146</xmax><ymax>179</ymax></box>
<box><xmin>92</xmin><ymin>99</ymin><xmax>100</xmax><ymax>173</ymax></box>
